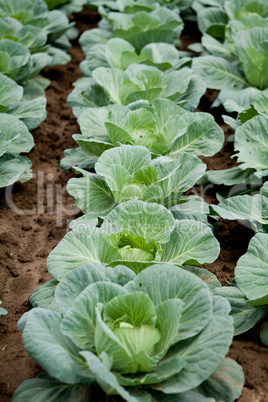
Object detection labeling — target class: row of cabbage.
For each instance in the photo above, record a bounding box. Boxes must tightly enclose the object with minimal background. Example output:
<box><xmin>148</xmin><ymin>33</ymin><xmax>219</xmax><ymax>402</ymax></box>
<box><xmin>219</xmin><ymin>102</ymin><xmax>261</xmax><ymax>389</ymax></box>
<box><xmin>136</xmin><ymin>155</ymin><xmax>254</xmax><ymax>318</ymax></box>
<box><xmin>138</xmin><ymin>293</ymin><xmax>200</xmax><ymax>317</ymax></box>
<box><xmin>62</xmin><ymin>0</ymin><xmax>268</xmax><ymax>349</ymax></box>
<box><xmin>192</xmin><ymin>0</ymin><xmax>268</xmax><ymax>349</ymax></box>
<box><xmin>66</xmin><ymin>0</ymin><xmax>268</xmax><ymax>347</ymax></box>
<box><xmin>13</xmin><ymin>0</ymin><xmax>268</xmax><ymax>401</ymax></box>
<box><xmin>0</xmin><ymin>0</ymin><xmax>87</xmax><ymax>349</ymax></box>
<box><xmin>0</xmin><ymin>0</ymin><xmax>89</xmax><ymax>188</ymax></box>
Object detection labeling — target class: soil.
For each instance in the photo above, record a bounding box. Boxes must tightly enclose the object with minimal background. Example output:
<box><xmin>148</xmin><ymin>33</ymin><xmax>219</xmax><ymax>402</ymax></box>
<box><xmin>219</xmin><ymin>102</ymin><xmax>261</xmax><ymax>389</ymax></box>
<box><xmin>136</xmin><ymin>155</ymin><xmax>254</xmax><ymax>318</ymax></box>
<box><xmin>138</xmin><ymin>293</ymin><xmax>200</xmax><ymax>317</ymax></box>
<box><xmin>0</xmin><ymin>7</ymin><xmax>268</xmax><ymax>402</ymax></box>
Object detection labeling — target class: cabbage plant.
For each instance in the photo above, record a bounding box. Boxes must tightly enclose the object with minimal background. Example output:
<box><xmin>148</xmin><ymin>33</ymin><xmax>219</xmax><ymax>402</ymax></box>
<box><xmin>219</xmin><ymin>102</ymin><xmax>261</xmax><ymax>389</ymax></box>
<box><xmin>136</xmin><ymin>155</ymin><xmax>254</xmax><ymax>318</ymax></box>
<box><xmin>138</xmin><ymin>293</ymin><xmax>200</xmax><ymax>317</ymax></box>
<box><xmin>14</xmin><ymin>263</ymin><xmax>244</xmax><ymax>401</ymax></box>
<box><xmin>78</xmin><ymin>6</ymin><xmax>183</xmax><ymax>60</ymax></box>
<box><xmin>67</xmin><ymin>145</ymin><xmax>207</xmax><ymax>221</ymax></box>
<box><xmin>191</xmin><ymin>0</ymin><xmax>268</xmax><ymax>109</ymax></box>
<box><xmin>46</xmin><ymin>199</ymin><xmax>220</xmax><ymax>279</ymax></box>
<box><xmin>62</xmin><ymin>98</ymin><xmax>223</xmax><ymax>170</ymax></box>
<box><xmin>79</xmin><ymin>38</ymin><xmax>191</xmax><ymax>76</ymax></box>
<box><xmin>192</xmin><ymin>26</ymin><xmax>268</xmax><ymax>110</ymax></box>
<box><xmin>101</xmin><ymin>7</ymin><xmax>183</xmax><ymax>51</ymax></box>
<box><xmin>67</xmin><ymin>64</ymin><xmax>206</xmax><ymax>117</ymax></box>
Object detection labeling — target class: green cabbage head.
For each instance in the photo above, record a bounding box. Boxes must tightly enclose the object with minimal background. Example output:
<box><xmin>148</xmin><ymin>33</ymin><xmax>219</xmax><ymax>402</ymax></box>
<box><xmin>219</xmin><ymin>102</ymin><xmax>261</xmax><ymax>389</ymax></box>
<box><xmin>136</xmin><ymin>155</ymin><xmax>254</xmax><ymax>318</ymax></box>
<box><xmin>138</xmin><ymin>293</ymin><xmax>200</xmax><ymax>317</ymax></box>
<box><xmin>14</xmin><ymin>263</ymin><xmax>244</xmax><ymax>401</ymax></box>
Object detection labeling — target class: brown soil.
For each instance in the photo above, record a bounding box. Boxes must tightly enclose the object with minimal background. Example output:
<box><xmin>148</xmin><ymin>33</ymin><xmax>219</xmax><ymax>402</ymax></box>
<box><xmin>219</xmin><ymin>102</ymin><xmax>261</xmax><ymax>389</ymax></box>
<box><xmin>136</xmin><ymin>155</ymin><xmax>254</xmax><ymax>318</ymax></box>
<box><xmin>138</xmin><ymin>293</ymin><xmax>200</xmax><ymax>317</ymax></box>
<box><xmin>0</xmin><ymin>7</ymin><xmax>268</xmax><ymax>402</ymax></box>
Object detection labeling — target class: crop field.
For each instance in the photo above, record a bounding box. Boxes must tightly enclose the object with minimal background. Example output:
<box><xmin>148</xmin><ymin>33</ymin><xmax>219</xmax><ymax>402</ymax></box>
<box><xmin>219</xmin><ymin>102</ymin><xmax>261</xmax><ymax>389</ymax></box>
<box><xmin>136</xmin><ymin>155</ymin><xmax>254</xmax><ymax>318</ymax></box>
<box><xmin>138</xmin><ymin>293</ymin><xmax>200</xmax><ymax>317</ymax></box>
<box><xmin>0</xmin><ymin>1</ymin><xmax>268</xmax><ymax>401</ymax></box>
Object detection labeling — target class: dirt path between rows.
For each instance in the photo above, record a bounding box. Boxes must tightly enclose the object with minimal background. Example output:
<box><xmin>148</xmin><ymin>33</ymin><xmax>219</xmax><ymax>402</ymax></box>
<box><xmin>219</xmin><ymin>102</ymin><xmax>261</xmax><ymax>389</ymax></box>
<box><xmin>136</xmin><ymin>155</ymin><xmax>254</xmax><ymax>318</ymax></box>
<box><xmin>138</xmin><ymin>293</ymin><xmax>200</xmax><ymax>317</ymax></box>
<box><xmin>0</xmin><ymin>7</ymin><xmax>267</xmax><ymax>402</ymax></box>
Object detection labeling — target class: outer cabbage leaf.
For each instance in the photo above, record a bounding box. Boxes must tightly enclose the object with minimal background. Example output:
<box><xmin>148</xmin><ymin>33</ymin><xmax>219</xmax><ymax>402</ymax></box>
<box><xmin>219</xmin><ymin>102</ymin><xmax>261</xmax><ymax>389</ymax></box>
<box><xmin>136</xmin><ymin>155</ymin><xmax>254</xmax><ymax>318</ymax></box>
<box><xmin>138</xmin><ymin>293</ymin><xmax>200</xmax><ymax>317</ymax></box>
<box><xmin>234</xmin><ymin>115</ymin><xmax>268</xmax><ymax>178</ymax></box>
<box><xmin>169</xmin><ymin>112</ymin><xmax>224</xmax><ymax>158</ymax></box>
<box><xmin>67</xmin><ymin>172</ymin><xmax>116</xmax><ymax>216</ymax></box>
<box><xmin>201</xmin><ymin>34</ymin><xmax>232</xmax><ymax>59</ymax></box>
<box><xmin>192</xmin><ymin>357</ymin><xmax>244</xmax><ymax>402</ymax></box>
<box><xmin>67</xmin><ymin>77</ymin><xmax>110</xmax><ymax>117</ymax></box>
<box><xmin>29</xmin><ymin>279</ymin><xmax>60</xmax><ymax>312</ymax></box>
<box><xmin>47</xmin><ymin>226</ymin><xmax>122</xmax><ymax>280</ymax></box>
<box><xmin>181</xmin><ymin>265</ymin><xmax>221</xmax><ymax>293</ymax></box>
<box><xmin>78</xmin><ymin>104</ymin><xmax>128</xmax><ymax>140</ymax></box>
<box><xmin>13</xmin><ymin>377</ymin><xmax>91</xmax><ymax>402</ymax></box>
<box><xmin>0</xmin><ymin>39</ymin><xmax>30</xmax><ymax>79</ymax></box>
<box><xmin>0</xmin><ymin>73</ymin><xmax>23</xmax><ymax>111</ymax></box>
<box><xmin>170</xmin><ymin>196</ymin><xmax>210</xmax><ymax>224</ymax></box>
<box><xmin>214</xmin><ymin>285</ymin><xmax>268</xmax><ymax>335</ymax></box>
<box><xmin>9</xmin><ymin>96</ymin><xmax>47</xmax><ymax>130</ymax></box>
<box><xmin>235</xmin><ymin>233</ymin><xmax>268</xmax><ymax>304</ymax></box>
<box><xmin>140</xmin><ymin>43</ymin><xmax>191</xmax><ymax>72</ymax></box>
<box><xmin>212</xmin><ymin>194</ymin><xmax>268</xmax><ymax>232</ymax></box>
<box><xmin>0</xmin><ymin>154</ymin><xmax>32</xmax><ymax>187</ymax></box>
<box><xmin>26</xmin><ymin>10</ymin><xmax>71</xmax><ymax>40</ymax></box>
<box><xmin>161</xmin><ymin>220</ymin><xmax>220</xmax><ymax>265</ymax></box>
<box><xmin>151</xmin><ymin>296</ymin><xmax>234</xmax><ymax>393</ymax></box>
<box><xmin>17</xmin><ymin>309</ymin><xmax>94</xmax><ymax>385</ymax></box>
<box><xmin>23</xmin><ymin>76</ymin><xmax>50</xmax><ymax>98</ymax></box>
<box><xmin>60</xmin><ymin>0</ymin><xmax>88</xmax><ymax>15</ymax></box>
<box><xmin>235</xmin><ymin>88</ymin><xmax>268</xmax><ymax>124</ymax></box>
<box><xmin>88</xmin><ymin>0</ymin><xmax>157</xmax><ymax>12</ymax></box>
<box><xmin>252</xmin><ymin>89</ymin><xmax>268</xmax><ymax>116</ymax></box>
<box><xmin>192</xmin><ymin>55</ymin><xmax>248</xmax><ymax>90</ymax></box>
<box><xmin>81</xmin><ymin>351</ymin><xmax>141</xmax><ymax>401</ymax></box>
<box><xmin>203</xmin><ymin>166</ymin><xmax>255</xmax><ymax>186</ymax></box>
<box><xmin>0</xmin><ymin>114</ymin><xmax>33</xmax><ymax>156</ymax></box>
<box><xmin>214</xmin><ymin>86</ymin><xmax>261</xmax><ymax>111</ymax></box>
<box><xmin>67</xmin><ymin>145</ymin><xmax>206</xmax><ymax>216</ymax></box>
<box><xmin>153</xmin><ymin>357</ymin><xmax>243</xmax><ymax>401</ymax></box>
<box><xmin>15</xmin><ymin>52</ymin><xmax>52</xmax><ymax>83</ymax></box>
<box><xmin>61</xmin><ymin>147</ymin><xmax>99</xmax><ymax>170</ymax></box>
